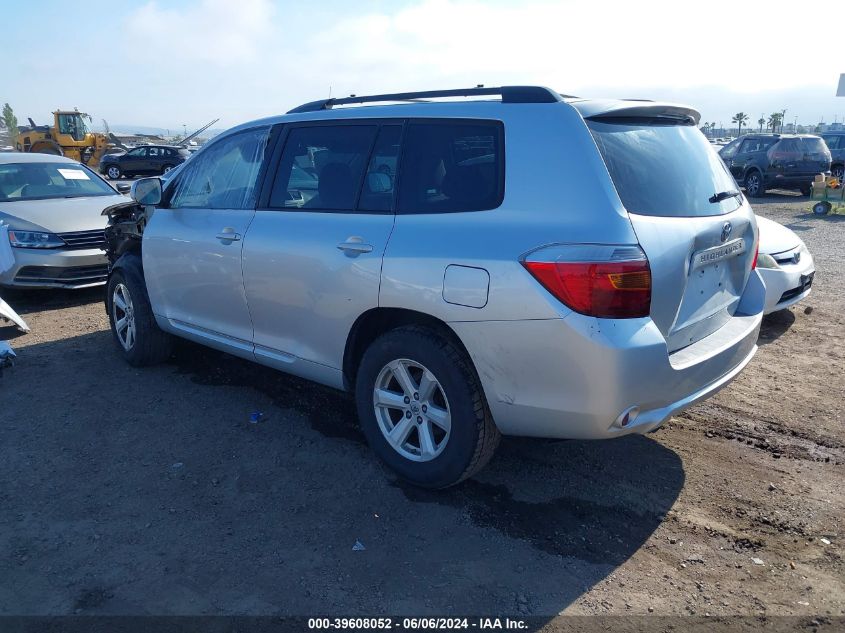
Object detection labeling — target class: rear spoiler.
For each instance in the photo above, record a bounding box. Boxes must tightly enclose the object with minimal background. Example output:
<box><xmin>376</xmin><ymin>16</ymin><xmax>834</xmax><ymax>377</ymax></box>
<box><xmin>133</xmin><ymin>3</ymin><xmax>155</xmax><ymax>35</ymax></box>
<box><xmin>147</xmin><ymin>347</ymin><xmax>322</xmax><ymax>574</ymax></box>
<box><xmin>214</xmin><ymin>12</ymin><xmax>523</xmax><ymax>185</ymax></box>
<box><xmin>571</xmin><ymin>101</ymin><xmax>701</xmax><ymax>125</ymax></box>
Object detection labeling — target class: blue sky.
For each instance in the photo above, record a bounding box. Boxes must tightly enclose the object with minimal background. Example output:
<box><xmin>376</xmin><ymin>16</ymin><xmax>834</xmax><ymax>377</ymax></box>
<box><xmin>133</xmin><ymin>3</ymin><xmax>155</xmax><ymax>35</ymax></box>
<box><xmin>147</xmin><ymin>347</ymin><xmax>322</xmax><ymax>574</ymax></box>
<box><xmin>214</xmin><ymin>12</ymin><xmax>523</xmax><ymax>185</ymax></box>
<box><xmin>3</xmin><ymin>0</ymin><xmax>843</xmax><ymax>131</ymax></box>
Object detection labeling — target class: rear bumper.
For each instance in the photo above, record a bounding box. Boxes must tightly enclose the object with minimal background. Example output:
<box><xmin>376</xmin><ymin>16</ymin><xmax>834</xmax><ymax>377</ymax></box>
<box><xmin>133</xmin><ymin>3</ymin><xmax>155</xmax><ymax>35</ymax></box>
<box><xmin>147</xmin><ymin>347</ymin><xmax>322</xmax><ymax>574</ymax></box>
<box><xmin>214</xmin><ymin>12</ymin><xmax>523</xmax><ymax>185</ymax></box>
<box><xmin>763</xmin><ymin>173</ymin><xmax>824</xmax><ymax>188</ymax></box>
<box><xmin>0</xmin><ymin>247</ymin><xmax>108</xmax><ymax>289</ymax></box>
<box><xmin>451</xmin><ymin>272</ymin><xmax>765</xmax><ymax>440</ymax></box>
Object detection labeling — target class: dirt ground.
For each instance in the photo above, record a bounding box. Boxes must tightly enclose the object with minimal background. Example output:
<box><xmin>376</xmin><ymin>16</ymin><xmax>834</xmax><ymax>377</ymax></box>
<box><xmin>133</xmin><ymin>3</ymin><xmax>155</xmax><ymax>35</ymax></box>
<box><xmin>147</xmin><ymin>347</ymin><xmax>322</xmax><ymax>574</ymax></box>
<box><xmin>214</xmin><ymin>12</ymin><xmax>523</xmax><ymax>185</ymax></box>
<box><xmin>0</xmin><ymin>192</ymin><xmax>842</xmax><ymax>625</ymax></box>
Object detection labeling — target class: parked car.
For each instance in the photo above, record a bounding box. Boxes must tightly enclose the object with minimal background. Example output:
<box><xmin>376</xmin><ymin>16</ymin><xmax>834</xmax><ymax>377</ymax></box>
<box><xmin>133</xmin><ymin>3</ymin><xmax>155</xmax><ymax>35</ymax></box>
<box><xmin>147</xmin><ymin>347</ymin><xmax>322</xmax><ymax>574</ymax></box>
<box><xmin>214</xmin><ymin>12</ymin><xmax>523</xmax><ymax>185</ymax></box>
<box><xmin>103</xmin><ymin>86</ymin><xmax>765</xmax><ymax>488</ymax></box>
<box><xmin>99</xmin><ymin>145</ymin><xmax>190</xmax><ymax>180</ymax></box>
<box><xmin>0</xmin><ymin>153</ymin><xmax>127</xmax><ymax>288</ymax></box>
<box><xmin>719</xmin><ymin>134</ymin><xmax>831</xmax><ymax>197</ymax></box>
<box><xmin>820</xmin><ymin>131</ymin><xmax>845</xmax><ymax>181</ymax></box>
<box><xmin>755</xmin><ymin>216</ymin><xmax>814</xmax><ymax>314</ymax></box>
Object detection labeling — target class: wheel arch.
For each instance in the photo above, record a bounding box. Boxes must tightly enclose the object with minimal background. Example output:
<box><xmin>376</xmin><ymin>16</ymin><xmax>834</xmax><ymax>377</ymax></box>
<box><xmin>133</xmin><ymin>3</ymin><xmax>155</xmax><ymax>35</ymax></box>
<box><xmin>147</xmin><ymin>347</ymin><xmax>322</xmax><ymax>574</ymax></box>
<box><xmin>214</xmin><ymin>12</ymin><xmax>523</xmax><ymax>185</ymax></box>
<box><xmin>342</xmin><ymin>307</ymin><xmax>474</xmax><ymax>392</ymax></box>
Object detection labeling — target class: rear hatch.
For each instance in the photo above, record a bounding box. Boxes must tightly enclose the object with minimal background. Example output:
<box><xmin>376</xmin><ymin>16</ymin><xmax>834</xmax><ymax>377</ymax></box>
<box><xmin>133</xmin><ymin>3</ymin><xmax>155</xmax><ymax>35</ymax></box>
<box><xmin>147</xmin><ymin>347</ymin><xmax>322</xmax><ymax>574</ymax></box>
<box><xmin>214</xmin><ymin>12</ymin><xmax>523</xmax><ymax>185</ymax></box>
<box><xmin>584</xmin><ymin>107</ymin><xmax>757</xmax><ymax>352</ymax></box>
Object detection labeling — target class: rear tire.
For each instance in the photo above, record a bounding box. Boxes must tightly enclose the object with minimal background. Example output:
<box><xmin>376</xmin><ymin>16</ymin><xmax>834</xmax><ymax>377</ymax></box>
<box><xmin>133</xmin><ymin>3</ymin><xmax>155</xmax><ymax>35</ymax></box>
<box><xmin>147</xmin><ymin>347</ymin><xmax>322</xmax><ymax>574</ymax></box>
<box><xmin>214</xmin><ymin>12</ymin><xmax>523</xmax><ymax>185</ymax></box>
<box><xmin>355</xmin><ymin>326</ymin><xmax>500</xmax><ymax>488</ymax></box>
<box><xmin>745</xmin><ymin>170</ymin><xmax>765</xmax><ymax>197</ymax></box>
<box><xmin>106</xmin><ymin>257</ymin><xmax>172</xmax><ymax>367</ymax></box>
<box><xmin>106</xmin><ymin>165</ymin><xmax>122</xmax><ymax>180</ymax></box>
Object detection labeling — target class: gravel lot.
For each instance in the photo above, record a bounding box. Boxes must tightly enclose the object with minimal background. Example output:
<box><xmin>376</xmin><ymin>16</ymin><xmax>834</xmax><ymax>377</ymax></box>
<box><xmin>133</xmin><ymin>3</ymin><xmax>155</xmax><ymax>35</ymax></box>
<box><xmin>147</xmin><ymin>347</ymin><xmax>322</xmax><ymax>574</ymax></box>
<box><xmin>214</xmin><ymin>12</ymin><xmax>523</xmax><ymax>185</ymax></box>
<box><xmin>0</xmin><ymin>193</ymin><xmax>842</xmax><ymax>624</ymax></box>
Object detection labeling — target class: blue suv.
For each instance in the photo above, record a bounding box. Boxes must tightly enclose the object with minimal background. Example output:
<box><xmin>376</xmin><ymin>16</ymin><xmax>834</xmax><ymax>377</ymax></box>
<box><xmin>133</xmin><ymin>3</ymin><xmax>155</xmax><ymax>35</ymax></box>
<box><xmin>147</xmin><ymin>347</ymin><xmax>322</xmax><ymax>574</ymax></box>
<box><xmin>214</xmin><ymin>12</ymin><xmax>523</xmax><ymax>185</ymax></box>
<box><xmin>719</xmin><ymin>134</ymin><xmax>830</xmax><ymax>197</ymax></box>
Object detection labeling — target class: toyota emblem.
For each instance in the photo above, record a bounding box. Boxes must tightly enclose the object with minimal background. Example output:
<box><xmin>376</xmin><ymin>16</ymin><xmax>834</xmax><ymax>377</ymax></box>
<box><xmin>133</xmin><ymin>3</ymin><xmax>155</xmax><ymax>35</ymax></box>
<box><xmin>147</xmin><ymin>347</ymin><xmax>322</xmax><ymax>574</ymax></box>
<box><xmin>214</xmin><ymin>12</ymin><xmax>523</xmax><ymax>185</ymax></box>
<box><xmin>721</xmin><ymin>221</ymin><xmax>732</xmax><ymax>242</ymax></box>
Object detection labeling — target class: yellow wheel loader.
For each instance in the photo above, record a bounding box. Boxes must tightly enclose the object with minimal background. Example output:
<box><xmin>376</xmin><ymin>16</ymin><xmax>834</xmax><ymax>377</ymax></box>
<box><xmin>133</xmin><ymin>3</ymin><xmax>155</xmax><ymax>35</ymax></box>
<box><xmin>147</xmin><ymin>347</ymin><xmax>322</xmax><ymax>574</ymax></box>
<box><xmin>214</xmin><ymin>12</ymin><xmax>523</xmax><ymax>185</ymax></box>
<box><xmin>14</xmin><ymin>109</ymin><xmax>124</xmax><ymax>167</ymax></box>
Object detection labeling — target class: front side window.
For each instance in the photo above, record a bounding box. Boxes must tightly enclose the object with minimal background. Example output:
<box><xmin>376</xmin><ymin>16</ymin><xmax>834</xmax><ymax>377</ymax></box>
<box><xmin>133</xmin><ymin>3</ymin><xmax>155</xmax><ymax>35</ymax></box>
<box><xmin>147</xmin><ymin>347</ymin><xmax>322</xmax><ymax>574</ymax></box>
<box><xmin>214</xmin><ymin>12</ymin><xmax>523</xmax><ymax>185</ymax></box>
<box><xmin>0</xmin><ymin>162</ymin><xmax>115</xmax><ymax>201</ymax></box>
<box><xmin>397</xmin><ymin>121</ymin><xmax>504</xmax><ymax>213</ymax></box>
<box><xmin>170</xmin><ymin>126</ymin><xmax>270</xmax><ymax>210</ymax></box>
<box><xmin>719</xmin><ymin>138</ymin><xmax>740</xmax><ymax>159</ymax></box>
<box><xmin>269</xmin><ymin>125</ymin><xmax>378</xmax><ymax>210</ymax></box>
<box><xmin>127</xmin><ymin>148</ymin><xmax>145</xmax><ymax>157</ymax></box>
<box><xmin>739</xmin><ymin>138</ymin><xmax>776</xmax><ymax>154</ymax></box>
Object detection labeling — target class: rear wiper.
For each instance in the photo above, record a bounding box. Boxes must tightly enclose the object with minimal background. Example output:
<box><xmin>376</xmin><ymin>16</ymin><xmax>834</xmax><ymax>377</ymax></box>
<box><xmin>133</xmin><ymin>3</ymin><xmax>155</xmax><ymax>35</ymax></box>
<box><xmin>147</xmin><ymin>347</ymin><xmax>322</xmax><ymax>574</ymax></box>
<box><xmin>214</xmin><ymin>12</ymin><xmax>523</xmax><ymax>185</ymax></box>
<box><xmin>709</xmin><ymin>189</ymin><xmax>742</xmax><ymax>204</ymax></box>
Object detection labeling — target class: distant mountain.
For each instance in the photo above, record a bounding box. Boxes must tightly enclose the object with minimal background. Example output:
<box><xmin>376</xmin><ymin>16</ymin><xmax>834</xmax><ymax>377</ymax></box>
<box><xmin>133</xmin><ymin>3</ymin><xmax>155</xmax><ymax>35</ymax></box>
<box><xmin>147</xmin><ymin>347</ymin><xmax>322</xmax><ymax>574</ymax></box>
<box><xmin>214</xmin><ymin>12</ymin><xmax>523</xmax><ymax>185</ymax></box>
<box><xmin>96</xmin><ymin>124</ymin><xmax>224</xmax><ymax>138</ymax></box>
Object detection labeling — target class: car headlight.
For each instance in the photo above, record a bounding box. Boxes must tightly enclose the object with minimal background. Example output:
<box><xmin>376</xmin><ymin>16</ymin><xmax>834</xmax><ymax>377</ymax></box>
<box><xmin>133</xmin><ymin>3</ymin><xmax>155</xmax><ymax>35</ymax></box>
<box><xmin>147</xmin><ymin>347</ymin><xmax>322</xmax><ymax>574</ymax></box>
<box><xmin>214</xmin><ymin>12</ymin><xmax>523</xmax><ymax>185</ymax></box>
<box><xmin>756</xmin><ymin>252</ymin><xmax>780</xmax><ymax>269</ymax></box>
<box><xmin>8</xmin><ymin>230</ymin><xmax>66</xmax><ymax>249</ymax></box>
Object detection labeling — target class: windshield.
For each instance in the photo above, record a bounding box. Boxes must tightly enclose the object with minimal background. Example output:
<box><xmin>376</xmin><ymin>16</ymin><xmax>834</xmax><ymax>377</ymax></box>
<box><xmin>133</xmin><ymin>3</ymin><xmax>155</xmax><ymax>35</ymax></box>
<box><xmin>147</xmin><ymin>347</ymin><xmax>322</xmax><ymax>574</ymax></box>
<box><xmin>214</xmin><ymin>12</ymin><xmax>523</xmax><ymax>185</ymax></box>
<box><xmin>588</xmin><ymin>119</ymin><xmax>742</xmax><ymax>217</ymax></box>
<box><xmin>0</xmin><ymin>162</ymin><xmax>116</xmax><ymax>201</ymax></box>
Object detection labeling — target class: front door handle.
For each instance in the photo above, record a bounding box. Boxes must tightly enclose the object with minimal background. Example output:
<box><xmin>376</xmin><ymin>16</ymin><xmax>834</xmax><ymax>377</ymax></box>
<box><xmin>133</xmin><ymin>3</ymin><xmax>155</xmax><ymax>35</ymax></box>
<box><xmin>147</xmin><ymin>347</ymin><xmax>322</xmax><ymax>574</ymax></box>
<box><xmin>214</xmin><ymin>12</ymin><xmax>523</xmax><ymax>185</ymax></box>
<box><xmin>216</xmin><ymin>227</ymin><xmax>241</xmax><ymax>242</ymax></box>
<box><xmin>337</xmin><ymin>236</ymin><xmax>373</xmax><ymax>256</ymax></box>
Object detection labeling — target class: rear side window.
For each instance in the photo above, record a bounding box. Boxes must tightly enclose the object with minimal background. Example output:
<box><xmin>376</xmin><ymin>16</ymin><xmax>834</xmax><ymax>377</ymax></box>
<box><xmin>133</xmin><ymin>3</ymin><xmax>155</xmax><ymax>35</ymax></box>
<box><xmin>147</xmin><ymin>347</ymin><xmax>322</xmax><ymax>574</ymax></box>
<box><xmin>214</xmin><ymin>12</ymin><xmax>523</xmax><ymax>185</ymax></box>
<box><xmin>169</xmin><ymin>126</ymin><xmax>269</xmax><ymax>209</ymax></box>
<box><xmin>770</xmin><ymin>138</ymin><xmax>803</xmax><ymax>160</ymax></box>
<box><xmin>397</xmin><ymin>121</ymin><xmax>504</xmax><ymax>214</ymax></box>
<box><xmin>269</xmin><ymin>125</ymin><xmax>377</xmax><ymax>210</ymax></box>
<box><xmin>588</xmin><ymin>120</ymin><xmax>741</xmax><ymax>217</ymax></box>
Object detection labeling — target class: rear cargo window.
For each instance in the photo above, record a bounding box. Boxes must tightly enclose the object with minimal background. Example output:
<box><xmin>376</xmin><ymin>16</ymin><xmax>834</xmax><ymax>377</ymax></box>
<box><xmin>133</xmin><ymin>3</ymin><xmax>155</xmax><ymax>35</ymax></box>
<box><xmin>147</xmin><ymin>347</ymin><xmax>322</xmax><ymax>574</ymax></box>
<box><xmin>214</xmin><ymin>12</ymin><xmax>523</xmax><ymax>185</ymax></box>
<box><xmin>588</xmin><ymin>120</ymin><xmax>741</xmax><ymax>217</ymax></box>
<box><xmin>801</xmin><ymin>137</ymin><xmax>829</xmax><ymax>157</ymax></box>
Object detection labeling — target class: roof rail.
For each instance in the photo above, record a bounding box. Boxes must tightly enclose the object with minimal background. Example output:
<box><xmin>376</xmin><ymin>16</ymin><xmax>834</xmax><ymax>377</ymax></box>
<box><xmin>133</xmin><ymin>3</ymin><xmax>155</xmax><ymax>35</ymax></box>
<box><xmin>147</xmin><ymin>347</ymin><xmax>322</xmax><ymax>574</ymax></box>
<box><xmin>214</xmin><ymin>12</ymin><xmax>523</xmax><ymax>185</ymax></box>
<box><xmin>287</xmin><ymin>85</ymin><xmax>565</xmax><ymax>114</ymax></box>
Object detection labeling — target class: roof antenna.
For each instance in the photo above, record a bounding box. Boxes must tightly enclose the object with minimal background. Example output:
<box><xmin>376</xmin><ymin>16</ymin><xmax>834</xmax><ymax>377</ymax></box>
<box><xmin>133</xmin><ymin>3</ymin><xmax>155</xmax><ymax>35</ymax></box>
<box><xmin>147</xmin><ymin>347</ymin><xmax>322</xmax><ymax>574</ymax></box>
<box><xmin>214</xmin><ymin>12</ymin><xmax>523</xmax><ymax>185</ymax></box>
<box><xmin>476</xmin><ymin>84</ymin><xmax>484</xmax><ymax>88</ymax></box>
<box><xmin>328</xmin><ymin>85</ymin><xmax>332</xmax><ymax>98</ymax></box>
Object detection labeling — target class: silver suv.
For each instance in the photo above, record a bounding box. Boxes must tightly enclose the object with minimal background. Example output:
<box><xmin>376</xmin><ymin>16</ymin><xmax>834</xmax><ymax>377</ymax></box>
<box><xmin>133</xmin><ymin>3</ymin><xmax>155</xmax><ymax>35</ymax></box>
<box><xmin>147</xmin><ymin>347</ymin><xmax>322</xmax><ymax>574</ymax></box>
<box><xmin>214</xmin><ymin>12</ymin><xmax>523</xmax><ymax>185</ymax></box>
<box><xmin>104</xmin><ymin>86</ymin><xmax>765</xmax><ymax>488</ymax></box>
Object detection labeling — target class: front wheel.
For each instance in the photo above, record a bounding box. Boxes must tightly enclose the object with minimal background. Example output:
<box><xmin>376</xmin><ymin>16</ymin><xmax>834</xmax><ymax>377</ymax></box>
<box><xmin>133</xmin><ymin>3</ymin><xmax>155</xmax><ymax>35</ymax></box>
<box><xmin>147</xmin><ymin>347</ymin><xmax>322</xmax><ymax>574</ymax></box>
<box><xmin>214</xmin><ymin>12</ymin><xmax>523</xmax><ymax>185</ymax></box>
<box><xmin>745</xmin><ymin>171</ymin><xmax>765</xmax><ymax>197</ymax></box>
<box><xmin>106</xmin><ymin>261</ymin><xmax>172</xmax><ymax>366</ymax></box>
<box><xmin>106</xmin><ymin>165</ymin><xmax>122</xmax><ymax>180</ymax></box>
<box><xmin>355</xmin><ymin>326</ymin><xmax>499</xmax><ymax>488</ymax></box>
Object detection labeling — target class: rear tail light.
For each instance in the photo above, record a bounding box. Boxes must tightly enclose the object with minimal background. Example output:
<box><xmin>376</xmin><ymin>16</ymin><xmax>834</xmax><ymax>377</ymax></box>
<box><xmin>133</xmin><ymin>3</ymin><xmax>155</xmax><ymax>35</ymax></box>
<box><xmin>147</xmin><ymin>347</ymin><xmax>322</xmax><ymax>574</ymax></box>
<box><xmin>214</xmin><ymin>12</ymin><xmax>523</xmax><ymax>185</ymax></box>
<box><xmin>521</xmin><ymin>245</ymin><xmax>651</xmax><ymax>318</ymax></box>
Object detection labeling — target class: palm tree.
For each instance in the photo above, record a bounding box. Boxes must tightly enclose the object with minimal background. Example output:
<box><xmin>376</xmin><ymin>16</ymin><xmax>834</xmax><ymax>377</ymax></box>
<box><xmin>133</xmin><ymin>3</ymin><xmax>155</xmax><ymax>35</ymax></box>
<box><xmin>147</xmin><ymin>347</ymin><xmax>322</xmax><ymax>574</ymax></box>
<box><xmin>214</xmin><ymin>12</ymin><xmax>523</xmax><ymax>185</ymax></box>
<box><xmin>732</xmin><ymin>112</ymin><xmax>749</xmax><ymax>137</ymax></box>
<box><xmin>768</xmin><ymin>112</ymin><xmax>783</xmax><ymax>133</ymax></box>
<box><xmin>758</xmin><ymin>116</ymin><xmax>765</xmax><ymax>132</ymax></box>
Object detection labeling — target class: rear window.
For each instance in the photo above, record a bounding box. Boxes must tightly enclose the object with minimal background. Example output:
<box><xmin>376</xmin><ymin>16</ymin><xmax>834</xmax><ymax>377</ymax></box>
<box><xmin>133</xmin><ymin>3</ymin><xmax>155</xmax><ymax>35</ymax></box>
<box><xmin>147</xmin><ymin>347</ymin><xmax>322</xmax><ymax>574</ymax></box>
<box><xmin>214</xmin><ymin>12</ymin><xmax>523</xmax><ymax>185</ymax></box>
<box><xmin>801</xmin><ymin>137</ymin><xmax>829</xmax><ymax>157</ymax></box>
<box><xmin>588</xmin><ymin>120</ymin><xmax>741</xmax><ymax>217</ymax></box>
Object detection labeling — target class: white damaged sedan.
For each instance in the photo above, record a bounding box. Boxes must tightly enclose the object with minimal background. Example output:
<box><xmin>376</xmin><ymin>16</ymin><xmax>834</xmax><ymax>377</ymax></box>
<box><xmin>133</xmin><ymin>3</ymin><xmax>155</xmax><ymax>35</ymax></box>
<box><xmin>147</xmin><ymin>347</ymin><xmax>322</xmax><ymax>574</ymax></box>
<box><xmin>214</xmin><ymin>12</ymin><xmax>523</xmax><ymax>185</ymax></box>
<box><xmin>755</xmin><ymin>216</ymin><xmax>815</xmax><ymax>314</ymax></box>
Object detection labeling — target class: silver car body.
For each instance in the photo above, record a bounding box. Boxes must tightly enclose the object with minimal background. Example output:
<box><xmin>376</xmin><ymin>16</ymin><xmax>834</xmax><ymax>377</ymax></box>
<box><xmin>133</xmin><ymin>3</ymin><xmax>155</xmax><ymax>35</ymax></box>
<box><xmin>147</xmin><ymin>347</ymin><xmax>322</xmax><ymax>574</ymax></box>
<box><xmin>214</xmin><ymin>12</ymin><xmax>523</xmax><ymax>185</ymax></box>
<box><xmin>139</xmin><ymin>96</ymin><xmax>764</xmax><ymax>440</ymax></box>
<box><xmin>0</xmin><ymin>153</ymin><xmax>121</xmax><ymax>288</ymax></box>
<box><xmin>755</xmin><ymin>216</ymin><xmax>815</xmax><ymax>314</ymax></box>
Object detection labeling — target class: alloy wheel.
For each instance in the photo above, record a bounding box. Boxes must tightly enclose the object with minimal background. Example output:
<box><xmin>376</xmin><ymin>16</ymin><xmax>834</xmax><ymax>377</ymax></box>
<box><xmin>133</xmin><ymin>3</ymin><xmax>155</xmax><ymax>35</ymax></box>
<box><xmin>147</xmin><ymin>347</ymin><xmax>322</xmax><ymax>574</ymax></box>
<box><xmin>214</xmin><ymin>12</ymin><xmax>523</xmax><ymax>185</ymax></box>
<box><xmin>373</xmin><ymin>359</ymin><xmax>451</xmax><ymax>462</ymax></box>
<box><xmin>746</xmin><ymin>173</ymin><xmax>760</xmax><ymax>196</ymax></box>
<box><xmin>112</xmin><ymin>283</ymin><xmax>136</xmax><ymax>351</ymax></box>
<box><xmin>107</xmin><ymin>166</ymin><xmax>120</xmax><ymax>179</ymax></box>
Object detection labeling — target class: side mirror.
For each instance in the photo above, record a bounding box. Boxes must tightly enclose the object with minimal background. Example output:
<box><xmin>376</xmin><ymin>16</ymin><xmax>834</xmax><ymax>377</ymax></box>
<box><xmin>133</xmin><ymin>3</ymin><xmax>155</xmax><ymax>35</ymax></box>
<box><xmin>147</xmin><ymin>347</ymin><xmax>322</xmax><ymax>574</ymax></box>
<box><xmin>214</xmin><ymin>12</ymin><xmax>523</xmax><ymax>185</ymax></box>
<box><xmin>115</xmin><ymin>182</ymin><xmax>131</xmax><ymax>194</ymax></box>
<box><xmin>130</xmin><ymin>177</ymin><xmax>162</xmax><ymax>206</ymax></box>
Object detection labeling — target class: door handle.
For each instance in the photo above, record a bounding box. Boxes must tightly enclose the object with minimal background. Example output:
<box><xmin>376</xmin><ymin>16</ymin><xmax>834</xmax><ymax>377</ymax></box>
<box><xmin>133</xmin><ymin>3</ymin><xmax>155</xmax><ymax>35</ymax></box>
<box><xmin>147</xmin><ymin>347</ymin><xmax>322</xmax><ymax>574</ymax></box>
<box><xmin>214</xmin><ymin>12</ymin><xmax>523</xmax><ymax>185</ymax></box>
<box><xmin>337</xmin><ymin>237</ymin><xmax>373</xmax><ymax>255</ymax></box>
<box><xmin>216</xmin><ymin>228</ymin><xmax>241</xmax><ymax>242</ymax></box>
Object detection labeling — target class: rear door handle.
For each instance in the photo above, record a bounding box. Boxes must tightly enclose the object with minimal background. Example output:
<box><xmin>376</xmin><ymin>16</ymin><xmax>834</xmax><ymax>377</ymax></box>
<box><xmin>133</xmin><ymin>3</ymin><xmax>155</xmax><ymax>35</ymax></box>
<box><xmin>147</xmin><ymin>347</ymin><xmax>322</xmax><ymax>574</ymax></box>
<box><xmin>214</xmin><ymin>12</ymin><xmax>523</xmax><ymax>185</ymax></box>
<box><xmin>216</xmin><ymin>228</ymin><xmax>241</xmax><ymax>242</ymax></box>
<box><xmin>337</xmin><ymin>237</ymin><xmax>373</xmax><ymax>255</ymax></box>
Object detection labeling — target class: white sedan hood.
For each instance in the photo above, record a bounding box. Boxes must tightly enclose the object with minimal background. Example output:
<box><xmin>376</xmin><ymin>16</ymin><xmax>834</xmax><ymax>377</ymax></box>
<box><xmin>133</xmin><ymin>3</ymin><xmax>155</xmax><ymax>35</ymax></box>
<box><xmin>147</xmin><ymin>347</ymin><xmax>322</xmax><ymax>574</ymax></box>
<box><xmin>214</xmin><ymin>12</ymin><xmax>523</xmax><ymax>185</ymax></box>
<box><xmin>756</xmin><ymin>215</ymin><xmax>801</xmax><ymax>255</ymax></box>
<box><xmin>0</xmin><ymin>194</ymin><xmax>123</xmax><ymax>234</ymax></box>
